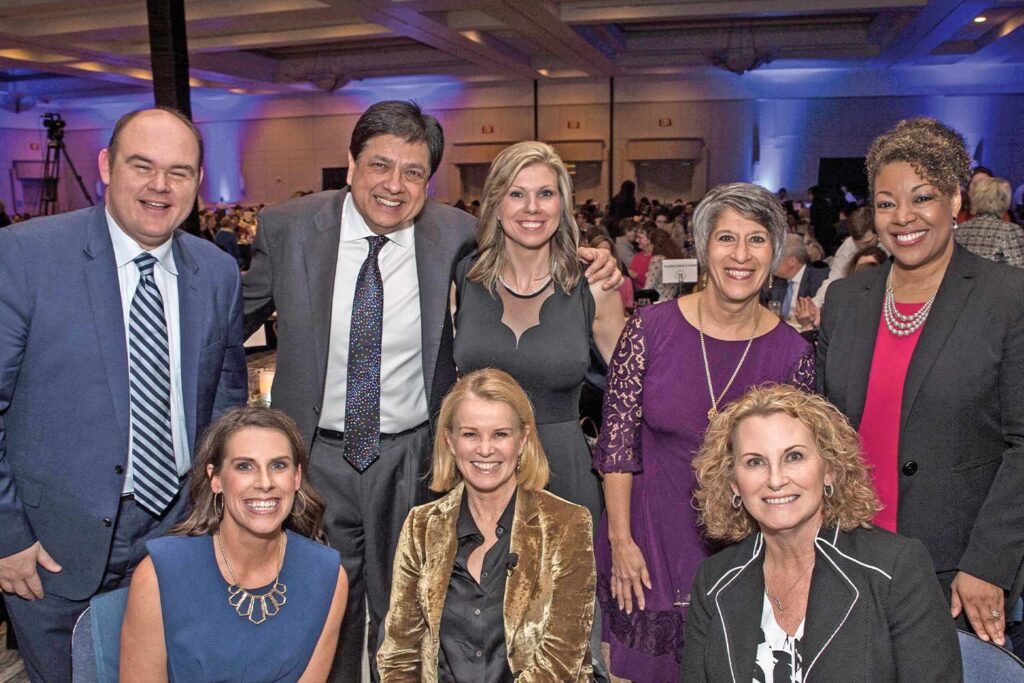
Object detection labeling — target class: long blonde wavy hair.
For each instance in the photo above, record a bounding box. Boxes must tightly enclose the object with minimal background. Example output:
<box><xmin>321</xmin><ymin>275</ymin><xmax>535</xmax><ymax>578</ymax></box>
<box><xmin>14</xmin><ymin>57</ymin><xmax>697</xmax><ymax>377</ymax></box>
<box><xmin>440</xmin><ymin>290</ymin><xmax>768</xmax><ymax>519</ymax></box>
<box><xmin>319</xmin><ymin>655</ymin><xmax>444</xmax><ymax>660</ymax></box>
<box><xmin>468</xmin><ymin>141</ymin><xmax>582</xmax><ymax>294</ymax></box>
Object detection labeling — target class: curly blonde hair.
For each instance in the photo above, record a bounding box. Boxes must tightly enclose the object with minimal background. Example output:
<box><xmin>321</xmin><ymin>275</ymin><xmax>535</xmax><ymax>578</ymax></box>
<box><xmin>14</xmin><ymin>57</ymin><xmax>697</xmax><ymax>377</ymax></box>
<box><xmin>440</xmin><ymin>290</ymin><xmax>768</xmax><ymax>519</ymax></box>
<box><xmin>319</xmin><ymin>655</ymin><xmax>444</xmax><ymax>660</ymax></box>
<box><xmin>865</xmin><ymin>117</ymin><xmax>971</xmax><ymax>197</ymax></box>
<box><xmin>693</xmin><ymin>384</ymin><xmax>880</xmax><ymax>542</ymax></box>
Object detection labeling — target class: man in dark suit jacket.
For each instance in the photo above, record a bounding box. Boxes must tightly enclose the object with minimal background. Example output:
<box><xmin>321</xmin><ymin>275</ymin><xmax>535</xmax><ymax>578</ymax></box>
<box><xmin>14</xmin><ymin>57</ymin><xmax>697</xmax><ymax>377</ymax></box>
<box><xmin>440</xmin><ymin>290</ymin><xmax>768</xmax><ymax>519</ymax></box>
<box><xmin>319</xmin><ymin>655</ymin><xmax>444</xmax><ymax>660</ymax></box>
<box><xmin>770</xmin><ymin>233</ymin><xmax>829</xmax><ymax>319</ymax></box>
<box><xmin>243</xmin><ymin>101</ymin><xmax>478</xmax><ymax>681</ymax></box>
<box><xmin>0</xmin><ymin>108</ymin><xmax>247</xmax><ymax>681</ymax></box>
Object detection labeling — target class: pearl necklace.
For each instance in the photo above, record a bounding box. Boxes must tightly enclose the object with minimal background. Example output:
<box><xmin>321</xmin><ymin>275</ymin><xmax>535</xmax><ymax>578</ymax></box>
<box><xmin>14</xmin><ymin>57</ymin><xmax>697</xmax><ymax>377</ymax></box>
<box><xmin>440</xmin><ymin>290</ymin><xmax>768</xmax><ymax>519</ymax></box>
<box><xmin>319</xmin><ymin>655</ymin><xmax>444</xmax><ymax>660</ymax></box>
<box><xmin>698</xmin><ymin>291</ymin><xmax>761</xmax><ymax>419</ymax></box>
<box><xmin>498</xmin><ymin>273</ymin><xmax>552</xmax><ymax>299</ymax></box>
<box><xmin>883</xmin><ymin>271</ymin><xmax>936</xmax><ymax>337</ymax></box>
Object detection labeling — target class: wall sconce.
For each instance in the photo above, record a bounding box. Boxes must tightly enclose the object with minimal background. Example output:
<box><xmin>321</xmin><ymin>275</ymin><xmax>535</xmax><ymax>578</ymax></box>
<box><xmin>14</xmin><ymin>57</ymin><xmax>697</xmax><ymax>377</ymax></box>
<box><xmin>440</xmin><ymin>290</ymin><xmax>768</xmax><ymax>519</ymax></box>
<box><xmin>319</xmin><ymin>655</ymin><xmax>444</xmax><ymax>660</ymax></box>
<box><xmin>658</xmin><ymin>118</ymin><xmax>672</xmax><ymax>127</ymax></box>
<box><xmin>481</xmin><ymin>125</ymin><xmax>494</xmax><ymax>134</ymax></box>
<box><xmin>567</xmin><ymin>120</ymin><xmax>580</xmax><ymax>129</ymax></box>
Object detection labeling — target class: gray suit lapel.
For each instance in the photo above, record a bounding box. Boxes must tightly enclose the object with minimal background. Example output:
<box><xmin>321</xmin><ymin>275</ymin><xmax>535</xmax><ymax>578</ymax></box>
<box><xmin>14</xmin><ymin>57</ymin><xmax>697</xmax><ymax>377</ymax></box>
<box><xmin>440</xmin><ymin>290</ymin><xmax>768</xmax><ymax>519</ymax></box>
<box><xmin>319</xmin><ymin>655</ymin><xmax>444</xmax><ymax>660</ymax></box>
<box><xmin>83</xmin><ymin>207</ymin><xmax>130</xmax><ymax>438</ymax></box>
<box><xmin>901</xmin><ymin>245</ymin><xmax>975</xmax><ymax>430</ymax></box>
<box><xmin>415</xmin><ymin>206</ymin><xmax>447</xmax><ymax>403</ymax></box>
<box><xmin>303</xmin><ymin>191</ymin><xmax>344</xmax><ymax>395</ymax></box>
<box><xmin>172</xmin><ymin>233</ymin><xmax>201</xmax><ymax>449</ymax></box>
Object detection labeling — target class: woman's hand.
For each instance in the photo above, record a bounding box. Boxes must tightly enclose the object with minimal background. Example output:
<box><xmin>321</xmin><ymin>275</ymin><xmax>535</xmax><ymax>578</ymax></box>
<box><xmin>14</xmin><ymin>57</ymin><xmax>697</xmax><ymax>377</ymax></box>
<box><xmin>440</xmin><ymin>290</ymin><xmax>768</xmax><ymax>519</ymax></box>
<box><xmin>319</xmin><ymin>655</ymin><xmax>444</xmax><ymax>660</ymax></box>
<box><xmin>610</xmin><ymin>537</ymin><xmax>651</xmax><ymax>614</ymax></box>
<box><xmin>951</xmin><ymin>570</ymin><xmax>1006</xmax><ymax>646</ymax></box>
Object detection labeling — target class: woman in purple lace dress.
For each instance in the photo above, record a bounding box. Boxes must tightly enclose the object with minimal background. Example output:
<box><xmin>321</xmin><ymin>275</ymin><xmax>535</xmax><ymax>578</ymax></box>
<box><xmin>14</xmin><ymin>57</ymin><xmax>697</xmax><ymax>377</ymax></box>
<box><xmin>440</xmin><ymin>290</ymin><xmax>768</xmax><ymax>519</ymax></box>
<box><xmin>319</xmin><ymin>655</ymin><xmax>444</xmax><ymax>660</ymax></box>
<box><xmin>594</xmin><ymin>183</ymin><xmax>815</xmax><ymax>682</ymax></box>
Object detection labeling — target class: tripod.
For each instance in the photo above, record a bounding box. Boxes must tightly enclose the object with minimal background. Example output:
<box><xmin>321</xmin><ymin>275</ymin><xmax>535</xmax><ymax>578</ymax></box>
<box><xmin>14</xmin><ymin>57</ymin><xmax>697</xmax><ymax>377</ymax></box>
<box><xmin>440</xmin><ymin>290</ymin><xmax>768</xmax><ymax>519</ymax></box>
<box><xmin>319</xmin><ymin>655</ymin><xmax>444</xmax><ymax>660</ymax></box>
<box><xmin>38</xmin><ymin>114</ymin><xmax>93</xmax><ymax>215</ymax></box>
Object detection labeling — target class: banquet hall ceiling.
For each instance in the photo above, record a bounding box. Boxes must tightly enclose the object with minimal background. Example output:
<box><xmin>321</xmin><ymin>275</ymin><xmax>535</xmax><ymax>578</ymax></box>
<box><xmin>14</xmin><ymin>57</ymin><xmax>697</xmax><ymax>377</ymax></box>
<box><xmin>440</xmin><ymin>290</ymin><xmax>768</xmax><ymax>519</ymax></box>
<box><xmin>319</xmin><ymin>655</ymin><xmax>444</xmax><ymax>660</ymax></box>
<box><xmin>0</xmin><ymin>0</ymin><xmax>1022</xmax><ymax>102</ymax></box>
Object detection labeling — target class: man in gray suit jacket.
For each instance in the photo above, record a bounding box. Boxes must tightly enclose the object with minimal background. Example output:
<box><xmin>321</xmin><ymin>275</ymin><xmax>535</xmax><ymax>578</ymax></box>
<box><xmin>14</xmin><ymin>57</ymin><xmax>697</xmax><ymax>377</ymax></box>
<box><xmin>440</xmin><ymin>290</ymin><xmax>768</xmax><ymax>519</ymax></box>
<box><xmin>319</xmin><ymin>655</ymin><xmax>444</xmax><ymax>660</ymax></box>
<box><xmin>243</xmin><ymin>101</ymin><xmax>477</xmax><ymax>681</ymax></box>
<box><xmin>0</xmin><ymin>108</ymin><xmax>247</xmax><ymax>681</ymax></box>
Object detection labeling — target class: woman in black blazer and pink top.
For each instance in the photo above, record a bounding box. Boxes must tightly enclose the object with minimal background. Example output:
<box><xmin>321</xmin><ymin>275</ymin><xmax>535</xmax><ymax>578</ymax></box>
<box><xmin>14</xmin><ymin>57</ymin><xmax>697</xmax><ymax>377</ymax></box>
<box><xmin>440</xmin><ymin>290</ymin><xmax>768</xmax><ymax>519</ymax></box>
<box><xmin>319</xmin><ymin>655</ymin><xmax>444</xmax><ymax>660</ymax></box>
<box><xmin>683</xmin><ymin>385</ymin><xmax>959</xmax><ymax>682</ymax></box>
<box><xmin>818</xmin><ymin>118</ymin><xmax>1024</xmax><ymax>647</ymax></box>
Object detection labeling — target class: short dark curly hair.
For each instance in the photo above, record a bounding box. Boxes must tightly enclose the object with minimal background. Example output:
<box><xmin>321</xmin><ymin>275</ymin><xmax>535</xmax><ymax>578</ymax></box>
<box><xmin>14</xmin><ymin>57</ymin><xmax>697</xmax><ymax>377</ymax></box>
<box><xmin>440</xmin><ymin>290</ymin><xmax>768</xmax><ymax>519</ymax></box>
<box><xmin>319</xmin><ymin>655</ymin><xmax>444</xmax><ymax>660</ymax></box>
<box><xmin>865</xmin><ymin>117</ymin><xmax>971</xmax><ymax>197</ymax></box>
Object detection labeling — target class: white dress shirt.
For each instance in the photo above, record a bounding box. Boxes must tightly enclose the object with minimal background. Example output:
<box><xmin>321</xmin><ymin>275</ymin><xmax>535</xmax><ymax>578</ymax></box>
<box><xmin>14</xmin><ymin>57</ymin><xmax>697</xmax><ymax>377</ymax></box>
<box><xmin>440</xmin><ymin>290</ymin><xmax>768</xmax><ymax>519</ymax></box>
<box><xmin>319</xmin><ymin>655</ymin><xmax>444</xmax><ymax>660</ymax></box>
<box><xmin>320</xmin><ymin>194</ymin><xmax>428</xmax><ymax>433</ymax></box>
<box><xmin>106</xmin><ymin>208</ymin><xmax>189</xmax><ymax>494</ymax></box>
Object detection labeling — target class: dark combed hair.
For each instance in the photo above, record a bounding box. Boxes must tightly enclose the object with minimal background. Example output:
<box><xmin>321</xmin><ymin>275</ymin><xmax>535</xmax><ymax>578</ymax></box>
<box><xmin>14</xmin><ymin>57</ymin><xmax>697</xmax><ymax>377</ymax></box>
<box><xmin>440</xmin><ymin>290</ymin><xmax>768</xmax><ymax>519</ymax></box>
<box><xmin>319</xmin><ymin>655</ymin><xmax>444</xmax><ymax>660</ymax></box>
<box><xmin>349</xmin><ymin>100</ymin><xmax>444</xmax><ymax>177</ymax></box>
<box><xmin>171</xmin><ymin>407</ymin><xmax>327</xmax><ymax>542</ymax></box>
<box><xmin>107</xmin><ymin>106</ymin><xmax>204</xmax><ymax>168</ymax></box>
<box><xmin>865</xmin><ymin>117</ymin><xmax>971</xmax><ymax>197</ymax></box>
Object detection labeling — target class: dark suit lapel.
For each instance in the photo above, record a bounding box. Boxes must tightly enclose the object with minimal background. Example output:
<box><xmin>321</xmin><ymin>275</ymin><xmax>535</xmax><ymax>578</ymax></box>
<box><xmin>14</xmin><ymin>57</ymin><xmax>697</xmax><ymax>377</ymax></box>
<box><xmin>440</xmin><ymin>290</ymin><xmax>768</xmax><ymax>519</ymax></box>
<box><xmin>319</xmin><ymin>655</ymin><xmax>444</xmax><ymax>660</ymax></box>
<box><xmin>845</xmin><ymin>262</ymin><xmax>888</xmax><ymax>427</ymax></box>
<box><xmin>415</xmin><ymin>206</ymin><xmax>447</xmax><ymax>403</ymax></box>
<box><xmin>714</xmin><ymin>537</ymin><xmax>765</xmax><ymax>682</ymax></box>
<box><xmin>505</xmin><ymin>488</ymin><xmax>540</xmax><ymax>643</ymax></box>
<box><xmin>83</xmin><ymin>207</ymin><xmax>130</xmax><ymax>438</ymax></box>
<box><xmin>172</xmin><ymin>233</ymin><xmax>201</xmax><ymax>449</ymax></box>
<box><xmin>802</xmin><ymin>531</ymin><xmax>858</xmax><ymax>680</ymax></box>
<box><xmin>303</xmin><ymin>191</ymin><xmax>344</xmax><ymax>394</ymax></box>
<box><xmin>901</xmin><ymin>245</ymin><xmax>975</xmax><ymax>430</ymax></box>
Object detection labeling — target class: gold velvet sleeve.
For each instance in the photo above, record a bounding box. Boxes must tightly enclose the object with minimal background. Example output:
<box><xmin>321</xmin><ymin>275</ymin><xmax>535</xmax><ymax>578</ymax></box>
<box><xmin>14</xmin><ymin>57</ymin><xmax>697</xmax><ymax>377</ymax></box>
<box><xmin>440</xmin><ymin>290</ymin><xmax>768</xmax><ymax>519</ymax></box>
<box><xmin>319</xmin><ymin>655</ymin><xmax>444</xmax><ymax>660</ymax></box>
<box><xmin>377</xmin><ymin>510</ymin><xmax>428</xmax><ymax>681</ymax></box>
<box><xmin>516</xmin><ymin>505</ymin><xmax>596</xmax><ymax>682</ymax></box>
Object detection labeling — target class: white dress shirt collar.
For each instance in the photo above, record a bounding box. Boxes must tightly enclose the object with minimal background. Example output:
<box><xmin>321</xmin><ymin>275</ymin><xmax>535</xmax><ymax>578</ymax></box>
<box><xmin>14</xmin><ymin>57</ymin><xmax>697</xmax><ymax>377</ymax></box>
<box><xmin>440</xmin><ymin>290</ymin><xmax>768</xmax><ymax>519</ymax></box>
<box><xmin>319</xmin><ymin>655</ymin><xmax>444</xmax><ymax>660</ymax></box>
<box><xmin>340</xmin><ymin>193</ymin><xmax>414</xmax><ymax>250</ymax></box>
<box><xmin>105</xmin><ymin>206</ymin><xmax>178</xmax><ymax>275</ymax></box>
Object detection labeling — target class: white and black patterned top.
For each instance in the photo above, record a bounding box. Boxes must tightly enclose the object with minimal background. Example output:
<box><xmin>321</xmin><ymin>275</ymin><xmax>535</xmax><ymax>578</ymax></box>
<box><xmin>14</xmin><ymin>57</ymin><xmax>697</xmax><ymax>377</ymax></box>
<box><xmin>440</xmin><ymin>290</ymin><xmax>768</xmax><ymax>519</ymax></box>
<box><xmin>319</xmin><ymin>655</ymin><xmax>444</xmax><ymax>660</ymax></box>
<box><xmin>753</xmin><ymin>593</ymin><xmax>804</xmax><ymax>683</ymax></box>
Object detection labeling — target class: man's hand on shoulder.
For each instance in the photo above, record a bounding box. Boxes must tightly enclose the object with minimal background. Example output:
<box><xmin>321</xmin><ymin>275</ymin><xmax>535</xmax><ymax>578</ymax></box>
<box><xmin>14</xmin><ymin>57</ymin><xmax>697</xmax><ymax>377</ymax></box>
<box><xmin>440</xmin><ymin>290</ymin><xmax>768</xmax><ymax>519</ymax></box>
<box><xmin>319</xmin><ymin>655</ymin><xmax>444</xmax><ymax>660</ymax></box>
<box><xmin>0</xmin><ymin>541</ymin><xmax>62</xmax><ymax>600</ymax></box>
<box><xmin>578</xmin><ymin>246</ymin><xmax>623</xmax><ymax>291</ymax></box>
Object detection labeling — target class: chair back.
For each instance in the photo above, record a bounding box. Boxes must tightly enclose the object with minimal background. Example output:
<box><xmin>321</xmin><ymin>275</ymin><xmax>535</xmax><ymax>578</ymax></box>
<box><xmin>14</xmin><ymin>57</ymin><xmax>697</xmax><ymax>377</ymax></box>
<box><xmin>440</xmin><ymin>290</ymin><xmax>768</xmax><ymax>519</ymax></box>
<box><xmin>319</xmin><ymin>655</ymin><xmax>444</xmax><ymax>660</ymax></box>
<box><xmin>71</xmin><ymin>587</ymin><xmax>130</xmax><ymax>683</ymax></box>
<box><xmin>959</xmin><ymin>629</ymin><xmax>1024</xmax><ymax>682</ymax></box>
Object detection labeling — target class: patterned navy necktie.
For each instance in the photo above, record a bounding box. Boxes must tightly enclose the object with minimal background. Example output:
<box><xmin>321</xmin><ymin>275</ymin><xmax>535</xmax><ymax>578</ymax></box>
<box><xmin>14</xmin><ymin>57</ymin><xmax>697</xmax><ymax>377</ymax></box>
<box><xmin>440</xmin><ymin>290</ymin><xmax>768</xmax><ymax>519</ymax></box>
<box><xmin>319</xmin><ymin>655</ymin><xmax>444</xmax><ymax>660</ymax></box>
<box><xmin>343</xmin><ymin>235</ymin><xmax>389</xmax><ymax>472</ymax></box>
<box><xmin>128</xmin><ymin>253</ymin><xmax>178</xmax><ymax>515</ymax></box>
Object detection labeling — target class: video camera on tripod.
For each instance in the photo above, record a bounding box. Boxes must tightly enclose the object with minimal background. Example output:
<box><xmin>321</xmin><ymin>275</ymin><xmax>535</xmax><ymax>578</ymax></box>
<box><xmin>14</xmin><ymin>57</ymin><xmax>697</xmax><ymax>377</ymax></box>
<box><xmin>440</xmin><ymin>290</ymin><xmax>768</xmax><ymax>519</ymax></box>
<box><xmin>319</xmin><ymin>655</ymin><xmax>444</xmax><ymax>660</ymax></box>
<box><xmin>38</xmin><ymin>111</ymin><xmax>92</xmax><ymax>215</ymax></box>
<box><xmin>41</xmin><ymin>113</ymin><xmax>66</xmax><ymax>141</ymax></box>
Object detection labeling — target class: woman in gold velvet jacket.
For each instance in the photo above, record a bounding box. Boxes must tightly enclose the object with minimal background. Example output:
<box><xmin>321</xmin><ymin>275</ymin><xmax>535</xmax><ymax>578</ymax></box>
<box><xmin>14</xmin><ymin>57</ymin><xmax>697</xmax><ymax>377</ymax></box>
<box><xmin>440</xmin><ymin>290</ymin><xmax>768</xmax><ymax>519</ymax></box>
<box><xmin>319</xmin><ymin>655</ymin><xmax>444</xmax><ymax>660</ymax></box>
<box><xmin>377</xmin><ymin>369</ymin><xmax>596</xmax><ymax>682</ymax></box>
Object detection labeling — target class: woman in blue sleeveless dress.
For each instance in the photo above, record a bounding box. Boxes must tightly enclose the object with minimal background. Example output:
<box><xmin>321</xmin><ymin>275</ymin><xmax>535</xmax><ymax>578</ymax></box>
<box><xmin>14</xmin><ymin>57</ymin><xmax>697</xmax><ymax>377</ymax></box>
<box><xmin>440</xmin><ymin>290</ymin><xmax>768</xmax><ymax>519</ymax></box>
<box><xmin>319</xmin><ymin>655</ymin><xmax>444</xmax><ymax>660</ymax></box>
<box><xmin>120</xmin><ymin>407</ymin><xmax>348</xmax><ymax>682</ymax></box>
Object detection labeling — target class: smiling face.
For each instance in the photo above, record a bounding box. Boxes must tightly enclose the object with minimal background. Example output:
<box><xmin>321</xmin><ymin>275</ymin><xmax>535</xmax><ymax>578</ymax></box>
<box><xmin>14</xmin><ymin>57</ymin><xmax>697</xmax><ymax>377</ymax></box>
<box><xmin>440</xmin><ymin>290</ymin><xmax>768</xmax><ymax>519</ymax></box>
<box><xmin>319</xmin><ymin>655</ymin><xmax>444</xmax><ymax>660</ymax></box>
<box><xmin>498</xmin><ymin>163</ymin><xmax>562</xmax><ymax>252</ymax></box>
<box><xmin>873</xmin><ymin>161</ymin><xmax>960</xmax><ymax>272</ymax></box>
<box><xmin>98</xmin><ymin>110</ymin><xmax>202</xmax><ymax>249</ymax></box>
<box><xmin>347</xmin><ymin>133</ymin><xmax>430</xmax><ymax>235</ymax></box>
<box><xmin>636</xmin><ymin>229</ymin><xmax>652</xmax><ymax>253</ymax></box>
<box><xmin>731</xmin><ymin>413</ymin><xmax>832</xmax><ymax>540</ymax></box>
<box><xmin>705</xmin><ymin>208</ymin><xmax>774</xmax><ymax>304</ymax></box>
<box><xmin>445</xmin><ymin>397</ymin><xmax>527</xmax><ymax>498</ymax></box>
<box><xmin>209</xmin><ymin>427</ymin><xmax>301</xmax><ymax>540</ymax></box>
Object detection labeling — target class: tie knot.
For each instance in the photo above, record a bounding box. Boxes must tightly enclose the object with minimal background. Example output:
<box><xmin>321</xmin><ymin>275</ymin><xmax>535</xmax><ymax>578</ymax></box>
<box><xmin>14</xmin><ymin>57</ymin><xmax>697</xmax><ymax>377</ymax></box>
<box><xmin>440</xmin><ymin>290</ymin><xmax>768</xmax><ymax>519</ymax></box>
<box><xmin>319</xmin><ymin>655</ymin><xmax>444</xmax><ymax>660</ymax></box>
<box><xmin>134</xmin><ymin>252</ymin><xmax>158</xmax><ymax>277</ymax></box>
<box><xmin>366</xmin><ymin>235</ymin><xmax>389</xmax><ymax>257</ymax></box>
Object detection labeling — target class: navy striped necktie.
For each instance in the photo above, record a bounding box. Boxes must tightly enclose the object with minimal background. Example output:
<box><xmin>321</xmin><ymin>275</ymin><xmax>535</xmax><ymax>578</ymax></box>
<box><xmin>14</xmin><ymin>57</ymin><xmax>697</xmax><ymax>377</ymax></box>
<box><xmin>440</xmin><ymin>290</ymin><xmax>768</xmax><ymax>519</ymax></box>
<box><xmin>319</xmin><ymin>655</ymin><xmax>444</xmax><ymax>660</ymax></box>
<box><xmin>343</xmin><ymin>235</ymin><xmax>388</xmax><ymax>472</ymax></box>
<box><xmin>128</xmin><ymin>253</ymin><xmax>178</xmax><ymax>515</ymax></box>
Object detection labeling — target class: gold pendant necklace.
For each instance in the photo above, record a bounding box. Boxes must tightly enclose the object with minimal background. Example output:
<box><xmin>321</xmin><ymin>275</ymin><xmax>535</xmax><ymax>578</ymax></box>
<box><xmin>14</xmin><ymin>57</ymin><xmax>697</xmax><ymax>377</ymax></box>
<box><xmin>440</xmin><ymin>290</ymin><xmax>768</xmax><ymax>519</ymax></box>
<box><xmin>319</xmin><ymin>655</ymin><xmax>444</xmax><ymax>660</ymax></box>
<box><xmin>698</xmin><ymin>291</ymin><xmax>761</xmax><ymax>420</ymax></box>
<box><xmin>217</xmin><ymin>531</ymin><xmax>288</xmax><ymax>625</ymax></box>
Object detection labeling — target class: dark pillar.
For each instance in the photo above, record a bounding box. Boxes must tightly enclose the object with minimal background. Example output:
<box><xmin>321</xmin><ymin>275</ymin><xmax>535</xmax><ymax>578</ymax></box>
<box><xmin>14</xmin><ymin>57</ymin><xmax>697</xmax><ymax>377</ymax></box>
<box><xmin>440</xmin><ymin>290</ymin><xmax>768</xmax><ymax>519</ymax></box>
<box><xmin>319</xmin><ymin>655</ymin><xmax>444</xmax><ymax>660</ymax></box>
<box><xmin>147</xmin><ymin>0</ymin><xmax>199</xmax><ymax>234</ymax></box>
<box><xmin>533</xmin><ymin>80</ymin><xmax>539</xmax><ymax>141</ymax></box>
<box><xmin>608</xmin><ymin>77</ymin><xmax>614</xmax><ymax>205</ymax></box>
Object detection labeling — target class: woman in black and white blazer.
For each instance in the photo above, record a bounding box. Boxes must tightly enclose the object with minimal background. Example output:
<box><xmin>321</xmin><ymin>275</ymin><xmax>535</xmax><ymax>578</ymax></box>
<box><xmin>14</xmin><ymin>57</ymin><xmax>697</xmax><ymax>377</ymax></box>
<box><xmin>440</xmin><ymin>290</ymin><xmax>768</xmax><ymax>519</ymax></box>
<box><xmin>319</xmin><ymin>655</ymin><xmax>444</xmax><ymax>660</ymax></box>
<box><xmin>818</xmin><ymin>117</ymin><xmax>1024</xmax><ymax>647</ymax></box>
<box><xmin>683</xmin><ymin>385</ymin><xmax>960</xmax><ymax>682</ymax></box>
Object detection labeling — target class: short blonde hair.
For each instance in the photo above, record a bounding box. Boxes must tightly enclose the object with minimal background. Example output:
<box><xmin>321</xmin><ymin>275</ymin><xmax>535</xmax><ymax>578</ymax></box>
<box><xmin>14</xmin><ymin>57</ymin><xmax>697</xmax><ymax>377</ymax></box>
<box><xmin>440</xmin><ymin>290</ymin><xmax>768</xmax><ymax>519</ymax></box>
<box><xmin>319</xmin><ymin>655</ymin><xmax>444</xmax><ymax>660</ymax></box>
<box><xmin>468</xmin><ymin>142</ymin><xmax>581</xmax><ymax>294</ymax></box>
<box><xmin>430</xmin><ymin>368</ymin><xmax>550</xmax><ymax>493</ymax></box>
<box><xmin>693</xmin><ymin>384</ymin><xmax>880</xmax><ymax>542</ymax></box>
<box><xmin>969</xmin><ymin>176</ymin><xmax>1012</xmax><ymax>217</ymax></box>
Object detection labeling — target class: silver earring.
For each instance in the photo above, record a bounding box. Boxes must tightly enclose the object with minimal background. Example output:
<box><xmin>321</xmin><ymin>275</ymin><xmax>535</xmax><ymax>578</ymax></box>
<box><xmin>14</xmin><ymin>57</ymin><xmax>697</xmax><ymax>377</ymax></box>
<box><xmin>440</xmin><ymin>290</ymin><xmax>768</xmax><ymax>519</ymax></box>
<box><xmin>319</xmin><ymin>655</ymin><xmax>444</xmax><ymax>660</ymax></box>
<box><xmin>951</xmin><ymin>218</ymin><xmax>959</xmax><ymax>231</ymax></box>
<box><xmin>731</xmin><ymin>494</ymin><xmax>742</xmax><ymax>509</ymax></box>
<box><xmin>213</xmin><ymin>492</ymin><xmax>224</xmax><ymax>518</ymax></box>
<box><xmin>767</xmin><ymin>273</ymin><xmax>774</xmax><ymax>289</ymax></box>
<box><xmin>824</xmin><ymin>483</ymin><xmax>834</xmax><ymax>499</ymax></box>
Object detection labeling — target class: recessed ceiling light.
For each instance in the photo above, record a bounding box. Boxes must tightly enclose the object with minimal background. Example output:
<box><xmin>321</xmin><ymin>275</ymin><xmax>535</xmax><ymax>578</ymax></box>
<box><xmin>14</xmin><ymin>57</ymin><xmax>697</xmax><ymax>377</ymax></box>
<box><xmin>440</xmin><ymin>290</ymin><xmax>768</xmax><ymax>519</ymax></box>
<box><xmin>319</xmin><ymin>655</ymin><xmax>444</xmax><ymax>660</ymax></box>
<box><xmin>974</xmin><ymin>16</ymin><xmax>987</xmax><ymax>23</ymax></box>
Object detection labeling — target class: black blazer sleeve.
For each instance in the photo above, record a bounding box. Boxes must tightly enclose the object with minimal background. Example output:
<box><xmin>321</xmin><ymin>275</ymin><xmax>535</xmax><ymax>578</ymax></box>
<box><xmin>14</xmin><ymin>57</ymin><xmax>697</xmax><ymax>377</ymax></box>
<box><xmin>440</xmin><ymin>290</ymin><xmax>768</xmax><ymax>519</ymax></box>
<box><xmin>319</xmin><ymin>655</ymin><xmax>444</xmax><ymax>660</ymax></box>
<box><xmin>888</xmin><ymin>537</ymin><xmax>963</xmax><ymax>681</ymax></box>
<box><xmin>680</xmin><ymin>563</ymin><xmax>711</xmax><ymax>682</ymax></box>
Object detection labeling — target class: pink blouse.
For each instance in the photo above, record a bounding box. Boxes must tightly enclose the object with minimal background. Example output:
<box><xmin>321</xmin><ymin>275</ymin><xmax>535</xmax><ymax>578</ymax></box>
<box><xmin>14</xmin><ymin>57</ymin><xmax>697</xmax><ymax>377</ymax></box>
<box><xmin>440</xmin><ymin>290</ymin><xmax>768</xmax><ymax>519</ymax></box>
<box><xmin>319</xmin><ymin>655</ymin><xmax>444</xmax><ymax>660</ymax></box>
<box><xmin>858</xmin><ymin>302</ymin><xmax>925</xmax><ymax>532</ymax></box>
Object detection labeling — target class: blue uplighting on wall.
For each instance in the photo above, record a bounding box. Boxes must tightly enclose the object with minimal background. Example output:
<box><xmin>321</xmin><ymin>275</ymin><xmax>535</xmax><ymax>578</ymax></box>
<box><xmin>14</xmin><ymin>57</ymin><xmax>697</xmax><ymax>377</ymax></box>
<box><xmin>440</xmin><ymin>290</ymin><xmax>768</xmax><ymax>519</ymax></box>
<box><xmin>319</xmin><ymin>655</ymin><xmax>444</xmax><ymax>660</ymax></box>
<box><xmin>198</xmin><ymin>120</ymin><xmax>244</xmax><ymax>204</ymax></box>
